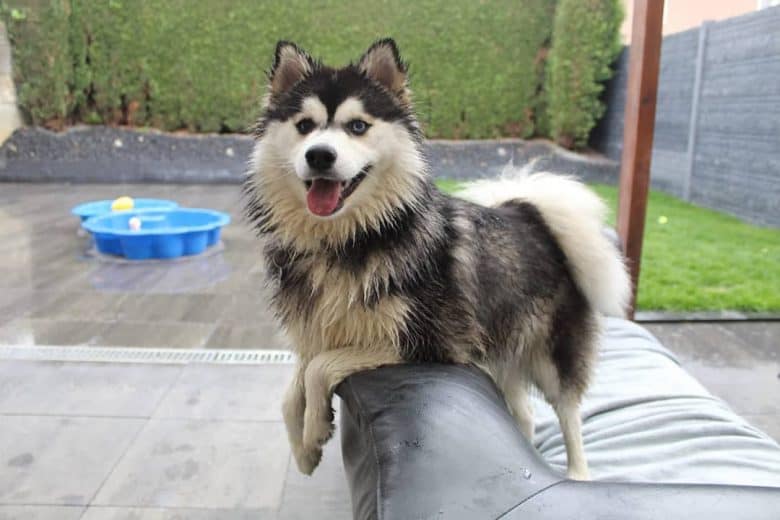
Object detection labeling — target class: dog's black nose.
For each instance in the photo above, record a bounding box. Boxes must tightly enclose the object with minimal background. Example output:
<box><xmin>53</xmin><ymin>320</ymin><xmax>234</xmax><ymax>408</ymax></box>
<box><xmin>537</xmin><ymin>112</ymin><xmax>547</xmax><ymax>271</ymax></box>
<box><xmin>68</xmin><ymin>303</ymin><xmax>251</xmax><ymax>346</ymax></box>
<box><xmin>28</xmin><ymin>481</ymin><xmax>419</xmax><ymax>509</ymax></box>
<box><xmin>305</xmin><ymin>146</ymin><xmax>337</xmax><ymax>171</ymax></box>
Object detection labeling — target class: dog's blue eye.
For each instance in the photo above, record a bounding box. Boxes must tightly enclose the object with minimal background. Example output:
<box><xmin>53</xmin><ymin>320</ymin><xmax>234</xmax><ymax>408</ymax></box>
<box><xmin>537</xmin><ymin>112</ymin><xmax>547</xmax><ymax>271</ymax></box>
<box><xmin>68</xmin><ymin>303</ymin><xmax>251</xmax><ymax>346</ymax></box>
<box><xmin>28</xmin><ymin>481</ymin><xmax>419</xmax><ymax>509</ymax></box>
<box><xmin>347</xmin><ymin>119</ymin><xmax>369</xmax><ymax>135</ymax></box>
<box><xmin>296</xmin><ymin>118</ymin><xmax>315</xmax><ymax>135</ymax></box>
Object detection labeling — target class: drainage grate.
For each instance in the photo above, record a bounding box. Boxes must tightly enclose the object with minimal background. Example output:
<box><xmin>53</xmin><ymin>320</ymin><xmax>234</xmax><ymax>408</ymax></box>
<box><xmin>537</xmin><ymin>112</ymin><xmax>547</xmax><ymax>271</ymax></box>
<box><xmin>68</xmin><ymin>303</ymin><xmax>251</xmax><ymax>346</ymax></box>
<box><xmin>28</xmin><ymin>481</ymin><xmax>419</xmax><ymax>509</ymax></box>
<box><xmin>0</xmin><ymin>345</ymin><xmax>296</xmax><ymax>365</ymax></box>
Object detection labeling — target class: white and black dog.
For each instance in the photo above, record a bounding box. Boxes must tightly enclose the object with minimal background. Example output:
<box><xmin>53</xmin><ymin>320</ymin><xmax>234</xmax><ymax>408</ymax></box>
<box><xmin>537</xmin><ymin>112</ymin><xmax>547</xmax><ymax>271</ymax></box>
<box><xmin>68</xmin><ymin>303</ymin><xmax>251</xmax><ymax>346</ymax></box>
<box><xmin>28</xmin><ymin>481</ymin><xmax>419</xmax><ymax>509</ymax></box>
<box><xmin>244</xmin><ymin>39</ymin><xmax>630</xmax><ymax>480</ymax></box>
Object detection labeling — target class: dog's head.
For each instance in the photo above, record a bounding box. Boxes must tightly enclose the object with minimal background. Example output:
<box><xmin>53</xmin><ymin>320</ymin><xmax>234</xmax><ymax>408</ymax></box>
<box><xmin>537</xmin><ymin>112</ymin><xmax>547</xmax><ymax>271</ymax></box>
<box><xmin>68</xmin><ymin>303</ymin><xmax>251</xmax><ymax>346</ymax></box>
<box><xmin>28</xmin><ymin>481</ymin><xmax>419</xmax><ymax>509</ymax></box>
<box><xmin>246</xmin><ymin>39</ymin><xmax>427</xmax><ymax>249</ymax></box>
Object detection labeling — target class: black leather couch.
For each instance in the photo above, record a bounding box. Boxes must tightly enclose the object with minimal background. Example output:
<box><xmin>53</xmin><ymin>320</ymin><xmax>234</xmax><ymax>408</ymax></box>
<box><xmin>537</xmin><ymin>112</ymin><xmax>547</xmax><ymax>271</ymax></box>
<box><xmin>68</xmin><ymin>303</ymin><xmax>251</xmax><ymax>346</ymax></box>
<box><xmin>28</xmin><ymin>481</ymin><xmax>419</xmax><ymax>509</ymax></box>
<box><xmin>337</xmin><ymin>318</ymin><xmax>780</xmax><ymax>519</ymax></box>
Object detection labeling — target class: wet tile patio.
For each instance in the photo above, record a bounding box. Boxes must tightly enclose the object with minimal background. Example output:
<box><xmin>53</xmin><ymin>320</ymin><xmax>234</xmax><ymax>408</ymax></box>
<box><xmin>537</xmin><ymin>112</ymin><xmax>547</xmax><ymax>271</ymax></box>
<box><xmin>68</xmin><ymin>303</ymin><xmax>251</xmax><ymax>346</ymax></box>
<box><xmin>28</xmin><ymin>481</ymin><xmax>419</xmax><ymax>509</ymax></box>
<box><xmin>0</xmin><ymin>183</ymin><xmax>276</xmax><ymax>350</ymax></box>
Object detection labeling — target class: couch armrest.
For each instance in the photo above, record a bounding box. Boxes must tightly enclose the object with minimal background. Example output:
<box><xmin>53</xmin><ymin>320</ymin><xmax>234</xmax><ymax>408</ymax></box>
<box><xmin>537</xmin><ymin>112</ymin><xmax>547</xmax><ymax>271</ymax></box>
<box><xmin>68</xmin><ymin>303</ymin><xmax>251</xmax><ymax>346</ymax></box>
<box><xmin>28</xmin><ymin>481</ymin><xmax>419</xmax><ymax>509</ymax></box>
<box><xmin>337</xmin><ymin>364</ymin><xmax>780</xmax><ymax>520</ymax></box>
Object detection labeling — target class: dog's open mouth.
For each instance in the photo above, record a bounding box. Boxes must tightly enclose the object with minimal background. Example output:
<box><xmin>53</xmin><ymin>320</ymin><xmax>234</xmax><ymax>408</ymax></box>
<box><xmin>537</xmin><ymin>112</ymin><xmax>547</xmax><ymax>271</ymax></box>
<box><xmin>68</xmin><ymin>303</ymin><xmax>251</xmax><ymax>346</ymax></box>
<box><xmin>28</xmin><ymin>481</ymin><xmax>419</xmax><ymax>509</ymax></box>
<box><xmin>304</xmin><ymin>166</ymin><xmax>371</xmax><ymax>217</ymax></box>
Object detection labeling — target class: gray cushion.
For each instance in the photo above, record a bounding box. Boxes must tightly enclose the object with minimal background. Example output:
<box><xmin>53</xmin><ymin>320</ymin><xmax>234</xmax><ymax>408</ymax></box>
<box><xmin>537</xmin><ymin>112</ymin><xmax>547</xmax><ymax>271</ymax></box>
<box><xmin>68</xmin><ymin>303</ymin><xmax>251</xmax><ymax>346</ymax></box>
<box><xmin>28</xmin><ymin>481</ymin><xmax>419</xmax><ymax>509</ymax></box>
<box><xmin>531</xmin><ymin>318</ymin><xmax>780</xmax><ymax>486</ymax></box>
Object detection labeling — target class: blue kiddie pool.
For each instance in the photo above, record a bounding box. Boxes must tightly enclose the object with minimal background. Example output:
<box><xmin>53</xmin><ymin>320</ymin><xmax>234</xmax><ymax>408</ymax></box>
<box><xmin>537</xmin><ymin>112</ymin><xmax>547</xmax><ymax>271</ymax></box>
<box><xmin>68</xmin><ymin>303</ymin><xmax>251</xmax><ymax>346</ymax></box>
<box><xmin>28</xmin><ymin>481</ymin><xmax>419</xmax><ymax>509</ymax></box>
<box><xmin>83</xmin><ymin>209</ymin><xmax>230</xmax><ymax>260</ymax></box>
<box><xmin>72</xmin><ymin>198</ymin><xmax>178</xmax><ymax>222</ymax></box>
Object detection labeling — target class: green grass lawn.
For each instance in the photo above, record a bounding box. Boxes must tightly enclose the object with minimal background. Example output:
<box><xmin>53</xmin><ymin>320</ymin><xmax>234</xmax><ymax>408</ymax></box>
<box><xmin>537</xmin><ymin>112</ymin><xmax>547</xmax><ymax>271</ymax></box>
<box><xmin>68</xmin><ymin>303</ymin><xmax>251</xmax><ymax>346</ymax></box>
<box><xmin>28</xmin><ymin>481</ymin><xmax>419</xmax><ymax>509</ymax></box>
<box><xmin>437</xmin><ymin>180</ymin><xmax>780</xmax><ymax>312</ymax></box>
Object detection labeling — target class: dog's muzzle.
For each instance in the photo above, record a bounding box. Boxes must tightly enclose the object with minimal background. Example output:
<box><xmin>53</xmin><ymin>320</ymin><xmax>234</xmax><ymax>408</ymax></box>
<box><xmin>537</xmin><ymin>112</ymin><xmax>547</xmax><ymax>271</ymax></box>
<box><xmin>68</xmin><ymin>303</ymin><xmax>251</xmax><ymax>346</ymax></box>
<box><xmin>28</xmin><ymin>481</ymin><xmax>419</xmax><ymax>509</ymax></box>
<box><xmin>303</xmin><ymin>164</ymin><xmax>371</xmax><ymax>217</ymax></box>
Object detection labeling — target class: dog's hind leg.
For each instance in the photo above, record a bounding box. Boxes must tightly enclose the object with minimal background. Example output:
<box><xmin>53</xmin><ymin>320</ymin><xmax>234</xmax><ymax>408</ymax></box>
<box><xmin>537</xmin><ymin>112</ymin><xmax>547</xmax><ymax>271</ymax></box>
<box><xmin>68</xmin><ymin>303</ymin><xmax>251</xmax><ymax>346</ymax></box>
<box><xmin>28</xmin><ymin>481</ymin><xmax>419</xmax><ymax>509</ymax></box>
<box><xmin>499</xmin><ymin>376</ymin><xmax>535</xmax><ymax>441</ymax></box>
<box><xmin>300</xmin><ymin>346</ymin><xmax>400</xmax><ymax>474</ymax></box>
<box><xmin>553</xmin><ymin>394</ymin><xmax>589</xmax><ymax>481</ymax></box>
<box><xmin>512</xmin><ymin>388</ymin><xmax>535</xmax><ymax>442</ymax></box>
<box><xmin>531</xmin><ymin>357</ymin><xmax>591</xmax><ymax>481</ymax></box>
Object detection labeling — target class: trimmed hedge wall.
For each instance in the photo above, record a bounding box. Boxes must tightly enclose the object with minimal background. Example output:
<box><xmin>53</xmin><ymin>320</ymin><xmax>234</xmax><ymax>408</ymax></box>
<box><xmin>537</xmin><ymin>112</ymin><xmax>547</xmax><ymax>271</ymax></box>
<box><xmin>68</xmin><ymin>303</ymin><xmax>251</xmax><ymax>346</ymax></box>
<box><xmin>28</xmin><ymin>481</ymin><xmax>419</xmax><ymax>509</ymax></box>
<box><xmin>2</xmin><ymin>0</ymin><xmax>621</xmax><ymax>143</ymax></box>
<box><xmin>1</xmin><ymin>0</ymin><xmax>73</xmax><ymax>126</ymax></box>
<box><xmin>546</xmin><ymin>0</ymin><xmax>624</xmax><ymax>149</ymax></box>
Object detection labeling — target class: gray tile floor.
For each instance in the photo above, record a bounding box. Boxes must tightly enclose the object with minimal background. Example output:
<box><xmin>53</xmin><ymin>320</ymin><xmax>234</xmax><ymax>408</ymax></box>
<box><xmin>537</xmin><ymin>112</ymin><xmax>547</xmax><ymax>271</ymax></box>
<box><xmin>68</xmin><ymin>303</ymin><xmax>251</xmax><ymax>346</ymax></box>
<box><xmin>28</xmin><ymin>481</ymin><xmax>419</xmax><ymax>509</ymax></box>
<box><xmin>0</xmin><ymin>361</ymin><xmax>351</xmax><ymax>519</ymax></box>
<box><xmin>0</xmin><ymin>183</ymin><xmax>778</xmax><ymax>518</ymax></box>
<box><xmin>645</xmin><ymin>321</ymin><xmax>780</xmax><ymax>441</ymax></box>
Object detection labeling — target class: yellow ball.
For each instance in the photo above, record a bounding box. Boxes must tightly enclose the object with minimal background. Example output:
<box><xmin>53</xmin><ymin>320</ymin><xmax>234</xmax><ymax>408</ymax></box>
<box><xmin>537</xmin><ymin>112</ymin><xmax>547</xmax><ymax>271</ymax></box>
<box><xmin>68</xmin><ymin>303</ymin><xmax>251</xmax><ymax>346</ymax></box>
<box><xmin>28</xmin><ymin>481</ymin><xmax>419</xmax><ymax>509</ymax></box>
<box><xmin>111</xmin><ymin>196</ymin><xmax>134</xmax><ymax>211</ymax></box>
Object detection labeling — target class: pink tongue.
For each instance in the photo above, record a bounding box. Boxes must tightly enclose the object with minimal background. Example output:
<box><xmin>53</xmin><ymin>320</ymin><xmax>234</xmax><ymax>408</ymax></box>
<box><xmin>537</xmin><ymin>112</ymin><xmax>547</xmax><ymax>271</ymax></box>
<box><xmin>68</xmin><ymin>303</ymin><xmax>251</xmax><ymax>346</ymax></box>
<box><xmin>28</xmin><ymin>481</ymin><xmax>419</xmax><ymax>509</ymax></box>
<box><xmin>306</xmin><ymin>179</ymin><xmax>342</xmax><ymax>216</ymax></box>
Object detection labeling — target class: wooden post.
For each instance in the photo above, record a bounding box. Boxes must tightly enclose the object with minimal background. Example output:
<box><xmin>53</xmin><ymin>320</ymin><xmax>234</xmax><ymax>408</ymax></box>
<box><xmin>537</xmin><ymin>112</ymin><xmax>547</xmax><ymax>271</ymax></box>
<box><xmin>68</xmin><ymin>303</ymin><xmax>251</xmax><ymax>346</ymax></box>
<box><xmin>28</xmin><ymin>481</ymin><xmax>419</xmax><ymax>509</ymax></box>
<box><xmin>617</xmin><ymin>0</ymin><xmax>665</xmax><ymax>318</ymax></box>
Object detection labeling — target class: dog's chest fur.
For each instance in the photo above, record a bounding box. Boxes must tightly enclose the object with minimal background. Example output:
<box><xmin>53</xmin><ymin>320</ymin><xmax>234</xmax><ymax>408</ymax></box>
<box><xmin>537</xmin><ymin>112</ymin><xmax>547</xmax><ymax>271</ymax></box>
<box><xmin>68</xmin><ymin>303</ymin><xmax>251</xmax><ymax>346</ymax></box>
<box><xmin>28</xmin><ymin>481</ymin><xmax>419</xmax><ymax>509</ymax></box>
<box><xmin>265</xmin><ymin>244</ymin><xmax>413</xmax><ymax>362</ymax></box>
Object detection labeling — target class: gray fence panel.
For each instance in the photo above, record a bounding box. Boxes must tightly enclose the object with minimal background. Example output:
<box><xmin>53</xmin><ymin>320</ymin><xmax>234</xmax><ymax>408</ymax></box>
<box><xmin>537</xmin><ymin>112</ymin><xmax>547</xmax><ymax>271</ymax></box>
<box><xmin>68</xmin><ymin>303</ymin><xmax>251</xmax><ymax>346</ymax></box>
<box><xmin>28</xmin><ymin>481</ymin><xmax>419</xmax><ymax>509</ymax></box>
<box><xmin>691</xmin><ymin>8</ymin><xmax>780</xmax><ymax>226</ymax></box>
<box><xmin>592</xmin><ymin>48</ymin><xmax>628</xmax><ymax>162</ymax></box>
<box><xmin>592</xmin><ymin>6</ymin><xmax>780</xmax><ymax>227</ymax></box>
<box><xmin>651</xmin><ymin>29</ymin><xmax>699</xmax><ymax>197</ymax></box>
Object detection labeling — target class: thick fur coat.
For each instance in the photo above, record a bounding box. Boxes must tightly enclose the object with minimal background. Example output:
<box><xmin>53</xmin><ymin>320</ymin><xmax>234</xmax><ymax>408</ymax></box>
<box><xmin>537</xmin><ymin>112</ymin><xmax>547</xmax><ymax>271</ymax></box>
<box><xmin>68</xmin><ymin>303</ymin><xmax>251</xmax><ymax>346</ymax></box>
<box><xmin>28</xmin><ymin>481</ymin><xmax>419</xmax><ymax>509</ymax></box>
<box><xmin>244</xmin><ymin>39</ymin><xmax>631</xmax><ymax>480</ymax></box>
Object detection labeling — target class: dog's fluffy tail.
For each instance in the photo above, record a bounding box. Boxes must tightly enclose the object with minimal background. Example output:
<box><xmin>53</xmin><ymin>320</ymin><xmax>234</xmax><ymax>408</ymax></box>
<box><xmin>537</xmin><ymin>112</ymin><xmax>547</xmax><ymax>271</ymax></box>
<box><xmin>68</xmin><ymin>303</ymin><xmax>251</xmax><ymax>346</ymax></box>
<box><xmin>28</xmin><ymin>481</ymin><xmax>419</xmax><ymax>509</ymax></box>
<box><xmin>457</xmin><ymin>168</ymin><xmax>631</xmax><ymax>317</ymax></box>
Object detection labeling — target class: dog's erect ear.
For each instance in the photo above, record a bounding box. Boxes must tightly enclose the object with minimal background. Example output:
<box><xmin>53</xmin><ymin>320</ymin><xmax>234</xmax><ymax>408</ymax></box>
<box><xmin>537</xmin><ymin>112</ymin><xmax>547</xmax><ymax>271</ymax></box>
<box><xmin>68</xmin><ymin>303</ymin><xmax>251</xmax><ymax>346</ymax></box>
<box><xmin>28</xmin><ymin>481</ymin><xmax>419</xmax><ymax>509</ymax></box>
<box><xmin>358</xmin><ymin>38</ymin><xmax>408</xmax><ymax>96</ymax></box>
<box><xmin>268</xmin><ymin>41</ymin><xmax>315</xmax><ymax>96</ymax></box>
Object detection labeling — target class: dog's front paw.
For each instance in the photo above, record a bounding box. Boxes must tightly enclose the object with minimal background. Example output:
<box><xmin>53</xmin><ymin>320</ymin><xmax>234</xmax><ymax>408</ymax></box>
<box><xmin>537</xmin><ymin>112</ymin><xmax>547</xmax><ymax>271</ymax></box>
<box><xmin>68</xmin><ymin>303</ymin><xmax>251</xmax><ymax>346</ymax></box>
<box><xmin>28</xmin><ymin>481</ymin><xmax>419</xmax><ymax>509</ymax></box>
<box><xmin>291</xmin><ymin>441</ymin><xmax>322</xmax><ymax>475</ymax></box>
<box><xmin>302</xmin><ymin>406</ymin><xmax>335</xmax><ymax>453</ymax></box>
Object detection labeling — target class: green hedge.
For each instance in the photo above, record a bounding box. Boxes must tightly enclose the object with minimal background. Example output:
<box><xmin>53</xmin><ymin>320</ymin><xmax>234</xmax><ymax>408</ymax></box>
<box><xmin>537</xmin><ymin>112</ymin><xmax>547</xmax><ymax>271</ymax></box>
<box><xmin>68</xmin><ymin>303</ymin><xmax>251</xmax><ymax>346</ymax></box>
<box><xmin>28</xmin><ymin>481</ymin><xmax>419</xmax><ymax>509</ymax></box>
<box><xmin>545</xmin><ymin>0</ymin><xmax>624</xmax><ymax>149</ymax></box>
<box><xmin>2</xmin><ymin>0</ymin><xmax>621</xmax><ymax>143</ymax></box>
<box><xmin>1</xmin><ymin>0</ymin><xmax>73</xmax><ymax>127</ymax></box>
